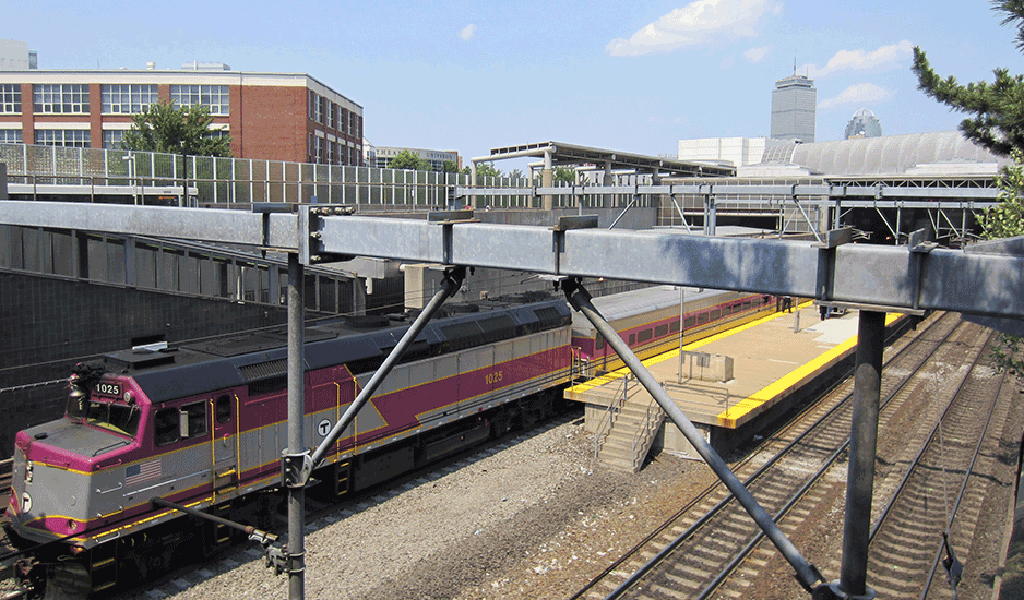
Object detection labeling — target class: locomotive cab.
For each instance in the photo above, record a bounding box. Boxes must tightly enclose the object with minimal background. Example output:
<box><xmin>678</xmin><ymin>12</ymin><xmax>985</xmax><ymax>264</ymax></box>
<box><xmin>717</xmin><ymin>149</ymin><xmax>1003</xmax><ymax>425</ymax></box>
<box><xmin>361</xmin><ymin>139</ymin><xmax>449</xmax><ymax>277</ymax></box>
<box><xmin>8</xmin><ymin>367</ymin><xmax>146</xmax><ymax>545</ymax></box>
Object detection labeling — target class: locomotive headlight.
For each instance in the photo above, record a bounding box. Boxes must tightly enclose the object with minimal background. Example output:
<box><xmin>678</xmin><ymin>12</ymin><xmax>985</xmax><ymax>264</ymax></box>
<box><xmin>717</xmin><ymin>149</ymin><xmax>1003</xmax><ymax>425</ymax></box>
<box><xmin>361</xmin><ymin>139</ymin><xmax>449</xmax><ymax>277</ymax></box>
<box><xmin>24</xmin><ymin>460</ymin><xmax>32</xmax><ymax>483</ymax></box>
<box><xmin>21</xmin><ymin>493</ymin><xmax>31</xmax><ymax>513</ymax></box>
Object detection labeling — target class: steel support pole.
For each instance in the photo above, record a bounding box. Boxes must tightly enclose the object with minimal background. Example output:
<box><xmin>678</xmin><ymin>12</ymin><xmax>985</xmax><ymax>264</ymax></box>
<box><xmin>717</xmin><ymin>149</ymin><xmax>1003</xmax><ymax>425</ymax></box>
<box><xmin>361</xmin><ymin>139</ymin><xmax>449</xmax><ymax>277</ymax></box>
<box><xmin>562</xmin><ymin>281</ymin><xmax>824</xmax><ymax>592</ymax></box>
<box><xmin>311</xmin><ymin>266</ymin><xmax>465</xmax><ymax>465</ymax></box>
<box><xmin>286</xmin><ymin>253</ymin><xmax>305</xmax><ymax>600</ymax></box>
<box><xmin>836</xmin><ymin>310</ymin><xmax>885</xmax><ymax>600</ymax></box>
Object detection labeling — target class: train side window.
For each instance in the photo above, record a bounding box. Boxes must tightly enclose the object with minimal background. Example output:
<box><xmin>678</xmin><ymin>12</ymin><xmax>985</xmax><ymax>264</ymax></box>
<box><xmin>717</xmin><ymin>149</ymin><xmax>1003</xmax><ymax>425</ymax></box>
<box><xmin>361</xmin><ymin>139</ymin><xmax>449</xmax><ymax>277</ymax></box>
<box><xmin>181</xmin><ymin>401</ymin><xmax>208</xmax><ymax>439</ymax></box>
<box><xmin>743</xmin><ymin>300</ymin><xmax>751</xmax><ymax>310</ymax></box>
<box><xmin>720</xmin><ymin>305</ymin><xmax>730</xmax><ymax>316</ymax></box>
<box><xmin>595</xmin><ymin>334</ymin><xmax>605</xmax><ymax>350</ymax></box>
<box><xmin>154</xmin><ymin>408</ymin><xmax>179</xmax><ymax>446</ymax></box>
<box><xmin>669</xmin><ymin>321</ymin><xmax>680</xmax><ymax>333</ymax></box>
<box><xmin>628</xmin><ymin>334</ymin><xmax>636</xmax><ymax>345</ymax></box>
<box><xmin>215</xmin><ymin>395</ymin><xmax>231</xmax><ymax>424</ymax></box>
<box><xmin>710</xmin><ymin>309</ymin><xmax>721</xmax><ymax>320</ymax></box>
<box><xmin>684</xmin><ymin>316</ymin><xmax>696</xmax><ymax>328</ymax></box>
<box><xmin>654</xmin><ymin>324</ymin><xmax>668</xmax><ymax>338</ymax></box>
<box><xmin>698</xmin><ymin>313</ymin><xmax>710</xmax><ymax>325</ymax></box>
<box><xmin>638</xmin><ymin>329</ymin><xmax>653</xmax><ymax>343</ymax></box>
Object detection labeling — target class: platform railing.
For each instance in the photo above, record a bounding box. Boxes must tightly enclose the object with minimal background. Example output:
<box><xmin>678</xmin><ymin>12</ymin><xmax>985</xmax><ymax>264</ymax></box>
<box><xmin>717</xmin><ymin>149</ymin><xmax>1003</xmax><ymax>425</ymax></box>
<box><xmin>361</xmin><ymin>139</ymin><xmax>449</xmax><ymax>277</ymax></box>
<box><xmin>593</xmin><ymin>374</ymin><xmax>630</xmax><ymax>458</ymax></box>
<box><xmin>631</xmin><ymin>396</ymin><xmax>665</xmax><ymax>470</ymax></box>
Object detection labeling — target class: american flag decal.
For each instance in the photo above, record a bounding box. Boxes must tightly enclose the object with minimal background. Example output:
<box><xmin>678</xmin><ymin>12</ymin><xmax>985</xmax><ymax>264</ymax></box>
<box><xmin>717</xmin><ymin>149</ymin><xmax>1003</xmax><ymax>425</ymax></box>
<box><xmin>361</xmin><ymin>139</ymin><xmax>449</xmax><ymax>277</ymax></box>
<box><xmin>126</xmin><ymin>459</ymin><xmax>162</xmax><ymax>486</ymax></box>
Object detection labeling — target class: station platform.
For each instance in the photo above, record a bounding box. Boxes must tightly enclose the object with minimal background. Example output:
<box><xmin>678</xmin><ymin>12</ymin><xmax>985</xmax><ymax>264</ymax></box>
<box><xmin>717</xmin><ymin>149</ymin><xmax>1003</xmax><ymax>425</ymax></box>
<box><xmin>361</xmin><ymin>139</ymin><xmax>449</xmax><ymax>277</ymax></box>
<box><xmin>566</xmin><ymin>304</ymin><xmax>907</xmax><ymax>465</ymax></box>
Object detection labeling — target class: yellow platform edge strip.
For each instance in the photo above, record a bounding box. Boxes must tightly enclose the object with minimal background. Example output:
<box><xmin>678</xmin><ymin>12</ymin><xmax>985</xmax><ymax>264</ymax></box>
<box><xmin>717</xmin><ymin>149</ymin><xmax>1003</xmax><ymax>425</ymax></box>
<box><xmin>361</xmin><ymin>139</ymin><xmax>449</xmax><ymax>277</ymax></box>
<box><xmin>716</xmin><ymin>312</ymin><xmax>901</xmax><ymax>427</ymax></box>
<box><xmin>566</xmin><ymin>302</ymin><xmax>817</xmax><ymax>397</ymax></box>
<box><xmin>566</xmin><ymin>305</ymin><xmax>901</xmax><ymax>430</ymax></box>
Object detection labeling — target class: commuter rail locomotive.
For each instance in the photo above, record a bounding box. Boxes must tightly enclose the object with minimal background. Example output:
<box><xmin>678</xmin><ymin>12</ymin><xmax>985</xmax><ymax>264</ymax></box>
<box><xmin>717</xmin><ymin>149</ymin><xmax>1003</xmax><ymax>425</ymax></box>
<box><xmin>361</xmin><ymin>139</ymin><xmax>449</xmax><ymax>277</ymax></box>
<box><xmin>5</xmin><ymin>286</ymin><xmax>781</xmax><ymax>596</ymax></box>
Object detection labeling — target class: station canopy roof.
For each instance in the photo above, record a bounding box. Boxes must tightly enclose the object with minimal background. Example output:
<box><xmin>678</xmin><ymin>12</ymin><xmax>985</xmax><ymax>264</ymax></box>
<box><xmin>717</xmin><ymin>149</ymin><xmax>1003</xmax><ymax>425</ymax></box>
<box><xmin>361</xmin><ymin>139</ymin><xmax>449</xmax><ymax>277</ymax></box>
<box><xmin>484</xmin><ymin>141</ymin><xmax>735</xmax><ymax>178</ymax></box>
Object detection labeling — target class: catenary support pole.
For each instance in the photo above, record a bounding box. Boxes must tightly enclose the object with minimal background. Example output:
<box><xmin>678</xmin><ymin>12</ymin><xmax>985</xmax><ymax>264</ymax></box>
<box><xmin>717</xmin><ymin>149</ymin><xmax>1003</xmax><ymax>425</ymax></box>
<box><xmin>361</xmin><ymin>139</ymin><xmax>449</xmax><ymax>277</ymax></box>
<box><xmin>834</xmin><ymin>310</ymin><xmax>885</xmax><ymax>599</ymax></box>
<box><xmin>562</xmin><ymin>280</ymin><xmax>825</xmax><ymax>592</ymax></box>
<box><xmin>286</xmin><ymin>253</ymin><xmax>305</xmax><ymax>600</ymax></box>
<box><xmin>311</xmin><ymin>266</ymin><xmax>466</xmax><ymax>465</ymax></box>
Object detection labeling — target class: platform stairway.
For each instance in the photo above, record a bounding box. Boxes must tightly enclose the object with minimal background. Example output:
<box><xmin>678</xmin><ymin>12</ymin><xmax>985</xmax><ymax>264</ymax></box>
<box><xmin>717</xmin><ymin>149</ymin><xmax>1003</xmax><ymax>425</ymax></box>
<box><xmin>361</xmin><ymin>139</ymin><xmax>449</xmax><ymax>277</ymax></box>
<box><xmin>595</xmin><ymin>395</ymin><xmax>666</xmax><ymax>473</ymax></box>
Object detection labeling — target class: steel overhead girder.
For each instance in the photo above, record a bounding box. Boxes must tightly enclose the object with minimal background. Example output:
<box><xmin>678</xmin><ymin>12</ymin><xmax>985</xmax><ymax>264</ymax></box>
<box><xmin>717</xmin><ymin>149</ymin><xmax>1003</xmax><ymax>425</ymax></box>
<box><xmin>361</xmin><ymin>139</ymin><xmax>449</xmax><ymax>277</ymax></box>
<box><xmin>1</xmin><ymin>203</ymin><xmax>1022</xmax><ymax>320</ymax></box>
<box><xmin>0</xmin><ymin>201</ymin><xmax>298</xmax><ymax>249</ymax></box>
<box><xmin>315</xmin><ymin>216</ymin><xmax>1024</xmax><ymax>319</ymax></box>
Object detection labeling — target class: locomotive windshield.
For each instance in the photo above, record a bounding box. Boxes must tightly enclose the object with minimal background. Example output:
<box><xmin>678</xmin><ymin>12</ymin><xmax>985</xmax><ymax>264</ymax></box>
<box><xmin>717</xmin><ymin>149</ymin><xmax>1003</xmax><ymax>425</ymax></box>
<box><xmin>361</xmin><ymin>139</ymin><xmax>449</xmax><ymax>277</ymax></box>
<box><xmin>66</xmin><ymin>398</ymin><xmax>140</xmax><ymax>438</ymax></box>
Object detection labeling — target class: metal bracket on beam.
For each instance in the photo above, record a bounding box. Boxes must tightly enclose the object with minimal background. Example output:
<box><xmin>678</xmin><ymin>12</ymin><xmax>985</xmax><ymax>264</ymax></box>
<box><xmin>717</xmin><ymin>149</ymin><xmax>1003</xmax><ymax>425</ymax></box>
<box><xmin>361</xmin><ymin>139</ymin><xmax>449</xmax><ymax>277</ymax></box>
<box><xmin>812</xmin><ymin>227</ymin><xmax>866</xmax><ymax>250</ymax></box>
<box><xmin>552</xmin><ymin>215</ymin><xmax>598</xmax><ymax>274</ymax></box>
<box><xmin>305</xmin><ymin>206</ymin><xmax>356</xmax><ymax>264</ymax></box>
<box><xmin>253</xmin><ymin>202</ymin><xmax>294</xmax><ymax>250</ymax></box>
<box><xmin>427</xmin><ymin>209</ymin><xmax>478</xmax><ymax>225</ymax></box>
<box><xmin>906</xmin><ymin>228</ymin><xmax>937</xmax><ymax>311</ymax></box>
<box><xmin>813</xmin><ymin>227</ymin><xmax>867</xmax><ymax>307</ymax></box>
<box><xmin>429</xmin><ymin>209</ymin><xmax>479</xmax><ymax>265</ymax></box>
<box><xmin>281</xmin><ymin>451</ymin><xmax>313</xmax><ymax>489</ymax></box>
<box><xmin>814</xmin><ymin>300</ymin><xmax>926</xmax><ymax>317</ymax></box>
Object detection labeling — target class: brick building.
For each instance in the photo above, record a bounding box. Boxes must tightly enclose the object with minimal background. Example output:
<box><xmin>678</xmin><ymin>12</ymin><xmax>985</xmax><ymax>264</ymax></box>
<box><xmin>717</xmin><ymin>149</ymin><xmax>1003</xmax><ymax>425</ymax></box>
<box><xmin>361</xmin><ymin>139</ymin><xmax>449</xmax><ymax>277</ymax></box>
<box><xmin>0</xmin><ymin>62</ymin><xmax>363</xmax><ymax>165</ymax></box>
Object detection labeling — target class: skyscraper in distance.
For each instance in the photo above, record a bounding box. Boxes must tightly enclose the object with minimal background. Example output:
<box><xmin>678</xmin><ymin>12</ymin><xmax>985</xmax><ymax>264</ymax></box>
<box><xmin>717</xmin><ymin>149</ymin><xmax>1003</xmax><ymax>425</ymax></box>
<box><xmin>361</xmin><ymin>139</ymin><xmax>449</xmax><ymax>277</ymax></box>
<box><xmin>771</xmin><ymin>73</ymin><xmax>816</xmax><ymax>143</ymax></box>
<box><xmin>844</xmin><ymin>108</ymin><xmax>883</xmax><ymax>139</ymax></box>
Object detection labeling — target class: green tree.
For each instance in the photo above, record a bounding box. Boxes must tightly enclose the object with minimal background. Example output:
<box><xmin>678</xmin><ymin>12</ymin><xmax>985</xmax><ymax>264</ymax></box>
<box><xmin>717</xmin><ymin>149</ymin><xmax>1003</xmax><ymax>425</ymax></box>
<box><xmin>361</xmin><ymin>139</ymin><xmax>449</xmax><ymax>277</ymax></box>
<box><xmin>441</xmin><ymin>159</ymin><xmax>461</xmax><ymax>173</ymax></box>
<box><xmin>912</xmin><ymin>1</ymin><xmax>1024</xmax><ymax>156</ymax></box>
<box><xmin>981</xmin><ymin>151</ymin><xmax>1024</xmax><ymax>376</ymax></box>
<box><xmin>475</xmin><ymin>162</ymin><xmax>502</xmax><ymax>180</ymax></box>
<box><xmin>122</xmin><ymin>100</ymin><xmax>232</xmax><ymax>157</ymax></box>
<box><xmin>915</xmin><ymin>2</ymin><xmax>1024</xmax><ymax>378</ymax></box>
<box><xmin>552</xmin><ymin>166</ymin><xmax>576</xmax><ymax>182</ymax></box>
<box><xmin>389</xmin><ymin>149</ymin><xmax>430</xmax><ymax>171</ymax></box>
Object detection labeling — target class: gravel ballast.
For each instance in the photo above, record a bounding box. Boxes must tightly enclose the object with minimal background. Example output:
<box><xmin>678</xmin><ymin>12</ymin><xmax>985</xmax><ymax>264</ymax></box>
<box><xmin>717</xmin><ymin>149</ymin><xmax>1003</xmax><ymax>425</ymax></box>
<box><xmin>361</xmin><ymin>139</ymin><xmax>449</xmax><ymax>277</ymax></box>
<box><xmin>127</xmin><ymin>414</ymin><xmax>716</xmax><ymax>600</ymax></box>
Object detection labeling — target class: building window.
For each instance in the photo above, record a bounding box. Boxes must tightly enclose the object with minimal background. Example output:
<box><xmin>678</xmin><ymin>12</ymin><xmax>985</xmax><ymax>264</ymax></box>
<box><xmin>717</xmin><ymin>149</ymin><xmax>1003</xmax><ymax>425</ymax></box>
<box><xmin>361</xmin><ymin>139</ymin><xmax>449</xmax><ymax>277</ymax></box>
<box><xmin>33</xmin><ymin>84</ymin><xmax>90</xmax><ymax>114</ymax></box>
<box><xmin>328</xmin><ymin>103</ymin><xmax>336</xmax><ymax>130</ymax></box>
<box><xmin>102</xmin><ymin>130</ymin><xmax>125</xmax><ymax>149</ymax></box>
<box><xmin>0</xmin><ymin>84</ymin><xmax>21</xmax><ymax>113</ymax></box>
<box><xmin>0</xmin><ymin>129</ymin><xmax>23</xmax><ymax>144</ymax></box>
<box><xmin>169</xmin><ymin>84</ymin><xmax>229</xmax><ymax>115</ymax></box>
<box><xmin>326</xmin><ymin>139</ymin><xmax>334</xmax><ymax>164</ymax></box>
<box><xmin>312</xmin><ymin>95</ymin><xmax>324</xmax><ymax>124</ymax></box>
<box><xmin>313</xmin><ymin>137</ymin><xmax>323</xmax><ymax>163</ymax></box>
<box><xmin>101</xmin><ymin>84</ymin><xmax>158</xmax><ymax>114</ymax></box>
<box><xmin>308</xmin><ymin>90</ymin><xmax>316</xmax><ymax>120</ymax></box>
<box><xmin>35</xmin><ymin>130</ymin><xmax>90</xmax><ymax>147</ymax></box>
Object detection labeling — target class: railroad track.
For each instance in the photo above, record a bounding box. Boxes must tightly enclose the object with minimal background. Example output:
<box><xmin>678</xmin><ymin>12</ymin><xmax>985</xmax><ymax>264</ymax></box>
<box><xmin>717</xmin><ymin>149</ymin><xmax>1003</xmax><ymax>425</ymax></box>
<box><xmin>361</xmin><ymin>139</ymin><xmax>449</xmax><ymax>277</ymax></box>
<box><xmin>864</xmin><ymin>335</ymin><xmax>1010</xmax><ymax>598</ymax></box>
<box><xmin>573</xmin><ymin>312</ymin><xmax>1001</xmax><ymax>600</ymax></box>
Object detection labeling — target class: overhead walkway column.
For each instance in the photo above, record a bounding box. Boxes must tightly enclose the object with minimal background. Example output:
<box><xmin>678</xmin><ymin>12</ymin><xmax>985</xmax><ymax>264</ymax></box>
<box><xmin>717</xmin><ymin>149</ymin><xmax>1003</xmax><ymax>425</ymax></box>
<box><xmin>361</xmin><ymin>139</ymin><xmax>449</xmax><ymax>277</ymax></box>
<box><xmin>542</xmin><ymin>149</ymin><xmax>553</xmax><ymax>211</ymax></box>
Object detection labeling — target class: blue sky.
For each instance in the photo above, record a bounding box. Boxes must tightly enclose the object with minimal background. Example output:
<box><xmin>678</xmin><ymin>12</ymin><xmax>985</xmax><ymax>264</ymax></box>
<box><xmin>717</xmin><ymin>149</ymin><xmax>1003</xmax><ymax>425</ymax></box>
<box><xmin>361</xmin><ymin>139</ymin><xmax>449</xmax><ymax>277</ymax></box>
<box><xmin>7</xmin><ymin>1</ymin><xmax>1023</xmax><ymax>169</ymax></box>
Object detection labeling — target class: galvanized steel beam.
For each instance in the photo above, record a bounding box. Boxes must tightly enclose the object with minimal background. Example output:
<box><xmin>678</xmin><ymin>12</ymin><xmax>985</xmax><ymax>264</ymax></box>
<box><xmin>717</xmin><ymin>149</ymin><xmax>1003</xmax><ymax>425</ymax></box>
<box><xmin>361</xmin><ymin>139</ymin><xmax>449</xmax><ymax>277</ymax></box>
<box><xmin>2</xmin><ymin>202</ymin><xmax>1023</xmax><ymax>319</ymax></box>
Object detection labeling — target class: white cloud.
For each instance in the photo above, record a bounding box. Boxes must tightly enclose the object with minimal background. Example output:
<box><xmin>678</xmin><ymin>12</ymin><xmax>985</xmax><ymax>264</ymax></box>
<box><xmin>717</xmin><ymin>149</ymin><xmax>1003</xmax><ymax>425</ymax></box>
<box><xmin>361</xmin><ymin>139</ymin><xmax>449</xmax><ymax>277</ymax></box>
<box><xmin>819</xmin><ymin>83</ymin><xmax>893</xmax><ymax>110</ymax></box>
<box><xmin>744</xmin><ymin>46</ymin><xmax>770</xmax><ymax>63</ymax></box>
<box><xmin>606</xmin><ymin>0</ymin><xmax>782</xmax><ymax>57</ymax></box>
<box><xmin>801</xmin><ymin>40</ymin><xmax>912</xmax><ymax>78</ymax></box>
<box><xmin>459</xmin><ymin>24</ymin><xmax>477</xmax><ymax>41</ymax></box>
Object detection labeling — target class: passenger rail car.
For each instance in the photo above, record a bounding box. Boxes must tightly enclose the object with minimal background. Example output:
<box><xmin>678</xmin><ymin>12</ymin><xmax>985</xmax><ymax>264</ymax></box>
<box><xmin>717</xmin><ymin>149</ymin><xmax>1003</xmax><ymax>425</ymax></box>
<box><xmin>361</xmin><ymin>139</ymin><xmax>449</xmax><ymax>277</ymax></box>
<box><xmin>571</xmin><ymin>286</ymin><xmax>778</xmax><ymax>375</ymax></box>
<box><xmin>7</xmin><ymin>298</ymin><xmax>572</xmax><ymax>594</ymax></box>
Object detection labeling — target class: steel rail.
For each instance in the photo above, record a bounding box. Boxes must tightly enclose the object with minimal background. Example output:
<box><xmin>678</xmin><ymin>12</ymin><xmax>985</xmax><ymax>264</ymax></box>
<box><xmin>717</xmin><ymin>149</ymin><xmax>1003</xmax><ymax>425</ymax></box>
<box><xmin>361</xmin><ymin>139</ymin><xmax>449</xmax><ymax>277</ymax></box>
<box><xmin>562</xmin><ymin>280</ymin><xmax>825</xmax><ymax>592</ymax></box>
<box><xmin>596</xmin><ymin>313</ymin><xmax>959</xmax><ymax>600</ymax></box>
<box><xmin>917</xmin><ymin>367</ymin><xmax>1002</xmax><ymax>600</ymax></box>
<box><xmin>867</xmin><ymin>329</ymin><xmax>997</xmax><ymax>543</ymax></box>
<box><xmin>695</xmin><ymin>318</ymin><xmax>967</xmax><ymax>600</ymax></box>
